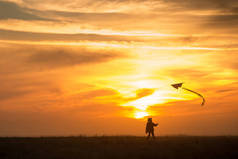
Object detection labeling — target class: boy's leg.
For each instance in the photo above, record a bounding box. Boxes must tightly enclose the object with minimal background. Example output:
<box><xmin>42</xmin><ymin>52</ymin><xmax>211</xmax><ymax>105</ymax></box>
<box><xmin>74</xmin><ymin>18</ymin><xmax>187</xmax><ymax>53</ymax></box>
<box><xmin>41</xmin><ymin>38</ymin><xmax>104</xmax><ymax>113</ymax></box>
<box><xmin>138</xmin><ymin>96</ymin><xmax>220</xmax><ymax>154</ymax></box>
<box><xmin>152</xmin><ymin>131</ymin><xmax>155</xmax><ymax>139</ymax></box>
<box><xmin>147</xmin><ymin>132</ymin><xmax>151</xmax><ymax>139</ymax></box>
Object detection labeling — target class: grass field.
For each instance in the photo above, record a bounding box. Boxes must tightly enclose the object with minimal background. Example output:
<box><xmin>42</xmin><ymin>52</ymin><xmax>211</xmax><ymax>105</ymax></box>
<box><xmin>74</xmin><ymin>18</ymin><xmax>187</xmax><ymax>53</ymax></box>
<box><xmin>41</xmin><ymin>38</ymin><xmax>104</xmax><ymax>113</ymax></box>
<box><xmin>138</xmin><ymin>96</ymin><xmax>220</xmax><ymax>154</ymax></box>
<box><xmin>0</xmin><ymin>136</ymin><xmax>238</xmax><ymax>159</ymax></box>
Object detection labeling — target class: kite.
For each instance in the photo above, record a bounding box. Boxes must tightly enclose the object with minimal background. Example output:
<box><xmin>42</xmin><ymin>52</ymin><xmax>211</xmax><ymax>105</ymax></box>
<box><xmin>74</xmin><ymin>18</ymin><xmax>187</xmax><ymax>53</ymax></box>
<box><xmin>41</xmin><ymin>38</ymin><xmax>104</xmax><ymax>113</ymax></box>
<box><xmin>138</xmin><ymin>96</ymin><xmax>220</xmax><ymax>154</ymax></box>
<box><xmin>171</xmin><ymin>83</ymin><xmax>205</xmax><ymax>106</ymax></box>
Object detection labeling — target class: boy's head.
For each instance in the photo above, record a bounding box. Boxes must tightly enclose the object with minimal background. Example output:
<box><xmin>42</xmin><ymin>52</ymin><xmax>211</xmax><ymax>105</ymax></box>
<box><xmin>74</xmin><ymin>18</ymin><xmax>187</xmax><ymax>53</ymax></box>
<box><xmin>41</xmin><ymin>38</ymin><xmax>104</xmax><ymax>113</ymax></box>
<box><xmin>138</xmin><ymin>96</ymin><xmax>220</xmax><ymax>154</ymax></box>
<box><xmin>148</xmin><ymin>118</ymin><xmax>152</xmax><ymax>122</ymax></box>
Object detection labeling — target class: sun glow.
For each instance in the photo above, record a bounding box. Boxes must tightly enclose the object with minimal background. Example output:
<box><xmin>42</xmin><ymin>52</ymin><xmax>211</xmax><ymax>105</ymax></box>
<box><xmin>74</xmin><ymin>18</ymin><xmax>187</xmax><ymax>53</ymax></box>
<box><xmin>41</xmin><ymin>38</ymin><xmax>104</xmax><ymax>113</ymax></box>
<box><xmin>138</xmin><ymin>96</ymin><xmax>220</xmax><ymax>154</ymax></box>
<box><xmin>123</xmin><ymin>91</ymin><xmax>171</xmax><ymax>110</ymax></box>
<box><xmin>122</xmin><ymin>91</ymin><xmax>168</xmax><ymax>118</ymax></box>
<box><xmin>134</xmin><ymin>111</ymin><xmax>148</xmax><ymax>119</ymax></box>
<box><xmin>121</xmin><ymin>86</ymin><xmax>187</xmax><ymax>119</ymax></box>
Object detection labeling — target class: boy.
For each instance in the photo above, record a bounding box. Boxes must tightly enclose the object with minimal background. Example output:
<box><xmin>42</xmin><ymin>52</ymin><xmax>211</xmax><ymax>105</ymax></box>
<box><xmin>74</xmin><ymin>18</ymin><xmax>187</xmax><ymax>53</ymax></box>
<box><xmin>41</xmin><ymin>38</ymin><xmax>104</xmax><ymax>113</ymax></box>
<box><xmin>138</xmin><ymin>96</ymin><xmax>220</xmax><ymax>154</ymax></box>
<box><xmin>146</xmin><ymin>118</ymin><xmax>158</xmax><ymax>139</ymax></box>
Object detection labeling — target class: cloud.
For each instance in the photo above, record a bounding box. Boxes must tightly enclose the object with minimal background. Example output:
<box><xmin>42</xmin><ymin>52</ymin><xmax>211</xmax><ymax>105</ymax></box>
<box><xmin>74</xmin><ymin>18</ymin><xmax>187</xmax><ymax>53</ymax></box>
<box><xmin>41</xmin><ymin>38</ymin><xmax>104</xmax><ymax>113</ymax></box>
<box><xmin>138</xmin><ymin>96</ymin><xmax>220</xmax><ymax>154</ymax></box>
<box><xmin>0</xmin><ymin>75</ymin><xmax>61</xmax><ymax>101</ymax></box>
<box><xmin>205</xmin><ymin>15</ymin><xmax>238</xmax><ymax>28</ymax></box>
<box><xmin>119</xmin><ymin>88</ymin><xmax>156</xmax><ymax>103</ymax></box>
<box><xmin>0</xmin><ymin>89</ymin><xmax>29</xmax><ymax>100</ymax></box>
<box><xmin>45</xmin><ymin>10</ymin><xmax>133</xmax><ymax>21</ymax></box>
<box><xmin>0</xmin><ymin>29</ymin><xmax>135</xmax><ymax>42</ymax></box>
<box><xmin>159</xmin><ymin>0</ymin><xmax>238</xmax><ymax>28</ymax></box>
<box><xmin>74</xmin><ymin>88</ymin><xmax>118</xmax><ymax>100</ymax></box>
<box><xmin>17</xmin><ymin>0</ymin><xmax>238</xmax><ymax>13</ymax></box>
<box><xmin>216</xmin><ymin>88</ymin><xmax>236</xmax><ymax>93</ymax></box>
<box><xmin>0</xmin><ymin>44</ymin><xmax>125</xmax><ymax>74</ymax></box>
<box><xmin>164</xmin><ymin>68</ymin><xmax>210</xmax><ymax>79</ymax></box>
<box><xmin>26</xmin><ymin>48</ymin><xmax>122</xmax><ymax>69</ymax></box>
<box><xmin>211</xmin><ymin>52</ymin><xmax>238</xmax><ymax>70</ymax></box>
<box><xmin>0</xmin><ymin>1</ymin><xmax>49</xmax><ymax>20</ymax></box>
<box><xmin>67</xmin><ymin>88</ymin><xmax>156</xmax><ymax>113</ymax></box>
<box><xmin>0</xmin><ymin>44</ymin><xmax>128</xmax><ymax>107</ymax></box>
<box><xmin>18</xmin><ymin>0</ymin><xmax>154</xmax><ymax>12</ymax></box>
<box><xmin>135</xmin><ymin>88</ymin><xmax>155</xmax><ymax>99</ymax></box>
<box><xmin>2</xmin><ymin>0</ymin><xmax>238</xmax><ymax>35</ymax></box>
<box><xmin>163</xmin><ymin>0</ymin><xmax>237</xmax><ymax>9</ymax></box>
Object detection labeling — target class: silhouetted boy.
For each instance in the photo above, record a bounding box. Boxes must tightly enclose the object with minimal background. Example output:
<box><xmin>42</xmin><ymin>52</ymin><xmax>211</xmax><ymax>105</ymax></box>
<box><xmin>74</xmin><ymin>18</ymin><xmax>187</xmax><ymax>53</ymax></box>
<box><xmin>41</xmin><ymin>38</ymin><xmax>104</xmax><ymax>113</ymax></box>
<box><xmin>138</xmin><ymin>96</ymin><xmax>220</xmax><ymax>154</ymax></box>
<box><xmin>146</xmin><ymin>118</ymin><xmax>158</xmax><ymax>139</ymax></box>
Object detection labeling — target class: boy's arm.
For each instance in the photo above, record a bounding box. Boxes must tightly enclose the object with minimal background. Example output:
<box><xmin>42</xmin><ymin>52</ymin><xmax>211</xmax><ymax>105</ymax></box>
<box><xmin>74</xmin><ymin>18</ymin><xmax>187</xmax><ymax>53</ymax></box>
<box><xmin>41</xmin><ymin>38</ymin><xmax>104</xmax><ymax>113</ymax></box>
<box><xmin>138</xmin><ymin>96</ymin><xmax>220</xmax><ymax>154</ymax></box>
<box><xmin>153</xmin><ymin>123</ymin><xmax>158</xmax><ymax>126</ymax></box>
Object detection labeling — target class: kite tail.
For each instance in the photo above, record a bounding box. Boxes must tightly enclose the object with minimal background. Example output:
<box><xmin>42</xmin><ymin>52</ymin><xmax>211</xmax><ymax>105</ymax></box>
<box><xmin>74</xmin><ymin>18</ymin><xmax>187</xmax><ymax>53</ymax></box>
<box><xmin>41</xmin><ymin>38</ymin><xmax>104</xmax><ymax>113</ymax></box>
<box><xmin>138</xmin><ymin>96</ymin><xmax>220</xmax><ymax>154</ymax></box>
<box><xmin>182</xmin><ymin>87</ymin><xmax>205</xmax><ymax>106</ymax></box>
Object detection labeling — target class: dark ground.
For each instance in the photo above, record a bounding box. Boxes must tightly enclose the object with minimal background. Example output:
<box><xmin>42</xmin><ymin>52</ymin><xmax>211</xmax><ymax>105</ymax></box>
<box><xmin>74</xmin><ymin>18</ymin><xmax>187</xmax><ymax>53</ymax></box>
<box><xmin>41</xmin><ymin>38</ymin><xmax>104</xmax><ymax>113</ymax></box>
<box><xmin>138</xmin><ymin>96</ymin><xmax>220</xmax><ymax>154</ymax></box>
<box><xmin>0</xmin><ymin>136</ymin><xmax>238</xmax><ymax>159</ymax></box>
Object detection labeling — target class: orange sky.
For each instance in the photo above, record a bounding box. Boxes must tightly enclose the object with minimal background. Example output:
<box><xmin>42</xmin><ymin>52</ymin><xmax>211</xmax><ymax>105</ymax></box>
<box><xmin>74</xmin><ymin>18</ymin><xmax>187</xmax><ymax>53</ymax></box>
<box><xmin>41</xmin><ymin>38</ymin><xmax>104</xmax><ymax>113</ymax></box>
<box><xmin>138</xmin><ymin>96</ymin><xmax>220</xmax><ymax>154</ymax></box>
<box><xmin>0</xmin><ymin>0</ymin><xmax>238</xmax><ymax>136</ymax></box>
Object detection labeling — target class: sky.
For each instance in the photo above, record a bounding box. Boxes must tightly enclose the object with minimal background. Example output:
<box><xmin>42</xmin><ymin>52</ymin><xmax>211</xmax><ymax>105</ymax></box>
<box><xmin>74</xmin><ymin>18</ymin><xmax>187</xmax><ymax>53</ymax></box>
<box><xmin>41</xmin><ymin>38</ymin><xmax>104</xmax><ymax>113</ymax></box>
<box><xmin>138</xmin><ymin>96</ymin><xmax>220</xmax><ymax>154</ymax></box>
<box><xmin>0</xmin><ymin>0</ymin><xmax>238</xmax><ymax>136</ymax></box>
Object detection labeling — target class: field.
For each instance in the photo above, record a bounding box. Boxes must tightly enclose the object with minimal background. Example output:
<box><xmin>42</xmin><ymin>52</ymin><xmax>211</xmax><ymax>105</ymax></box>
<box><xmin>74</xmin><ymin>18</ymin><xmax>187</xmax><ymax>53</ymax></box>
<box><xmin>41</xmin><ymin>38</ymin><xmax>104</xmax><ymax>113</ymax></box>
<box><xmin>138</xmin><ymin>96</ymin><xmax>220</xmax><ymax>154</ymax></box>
<box><xmin>0</xmin><ymin>136</ymin><xmax>238</xmax><ymax>159</ymax></box>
